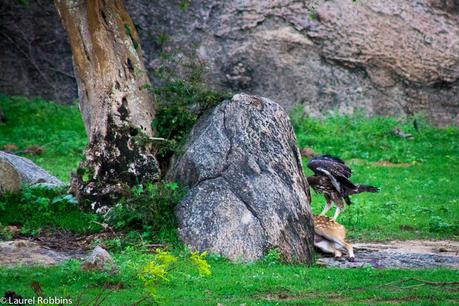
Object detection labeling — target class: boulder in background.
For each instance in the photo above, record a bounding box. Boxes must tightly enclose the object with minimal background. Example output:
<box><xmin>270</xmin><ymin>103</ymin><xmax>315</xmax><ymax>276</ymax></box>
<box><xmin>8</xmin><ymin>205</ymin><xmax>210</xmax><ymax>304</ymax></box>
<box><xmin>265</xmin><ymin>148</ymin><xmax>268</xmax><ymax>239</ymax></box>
<box><xmin>0</xmin><ymin>151</ymin><xmax>63</xmax><ymax>194</ymax></box>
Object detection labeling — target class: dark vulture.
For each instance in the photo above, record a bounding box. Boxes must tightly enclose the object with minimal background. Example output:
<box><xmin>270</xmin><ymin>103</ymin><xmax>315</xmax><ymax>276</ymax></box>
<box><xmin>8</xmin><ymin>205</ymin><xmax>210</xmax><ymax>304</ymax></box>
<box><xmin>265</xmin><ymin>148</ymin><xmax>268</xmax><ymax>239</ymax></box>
<box><xmin>307</xmin><ymin>155</ymin><xmax>379</xmax><ymax>220</ymax></box>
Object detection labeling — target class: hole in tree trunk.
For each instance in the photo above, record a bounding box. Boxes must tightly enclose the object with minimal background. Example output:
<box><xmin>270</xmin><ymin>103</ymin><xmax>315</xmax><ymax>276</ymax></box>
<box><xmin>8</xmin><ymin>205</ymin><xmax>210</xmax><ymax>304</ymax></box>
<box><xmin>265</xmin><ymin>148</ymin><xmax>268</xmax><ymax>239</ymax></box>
<box><xmin>127</xmin><ymin>58</ymin><xmax>134</xmax><ymax>74</ymax></box>
<box><xmin>129</xmin><ymin>127</ymin><xmax>138</xmax><ymax>136</ymax></box>
<box><xmin>118</xmin><ymin>97</ymin><xmax>129</xmax><ymax>121</ymax></box>
<box><xmin>101</xmin><ymin>10</ymin><xmax>108</xmax><ymax>25</ymax></box>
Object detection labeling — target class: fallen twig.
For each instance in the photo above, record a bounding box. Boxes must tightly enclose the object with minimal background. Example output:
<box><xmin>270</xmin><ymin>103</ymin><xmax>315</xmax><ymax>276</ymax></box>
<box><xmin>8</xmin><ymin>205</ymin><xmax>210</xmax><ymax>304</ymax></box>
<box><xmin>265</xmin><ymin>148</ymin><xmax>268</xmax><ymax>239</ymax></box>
<box><xmin>91</xmin><ymin>221</ymin><xmax>119</xmax><ymax>239</ymax></box>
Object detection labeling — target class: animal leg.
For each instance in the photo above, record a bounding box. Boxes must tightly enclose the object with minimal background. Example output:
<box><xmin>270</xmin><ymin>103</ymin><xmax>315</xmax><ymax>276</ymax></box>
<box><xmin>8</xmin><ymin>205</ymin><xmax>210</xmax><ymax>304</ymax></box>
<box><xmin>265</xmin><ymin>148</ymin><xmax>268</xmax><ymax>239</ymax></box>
<box><xmin>334</xmin><ymin>248</ymin><xmax>342</xmax><ymax>258</ymax></box>
<box><xmin>333</xmin><ymin>238</ymin><xmax>354</xmax><ymax>260</ymax></box>
<box><xmin>314</xmin><ymin>239</ymin><xmax>336</xmax><ymax>256</ymax></box>
<box><xmin>346</xmin><ymin>243</ymin><xmax>354</xmax><ymax>259</ymax></box>
<box><xmin>342</xmin><ymin>241</ymin><xmax>354</xmax><ymax>261</ymax></box>
<box><xmin>331</xmin><ymin>194</ymin><xmax>344</xmax><ymax>220</ymax></box>
<box><xmin>320</xmin><ymin>196</ymin><xmax>332</xmax><ymax>216</ymax></box>
<box><xmin>333</xmin><ymin>207</ymin><xmax>341</xmax><ymax>220</ymax></box>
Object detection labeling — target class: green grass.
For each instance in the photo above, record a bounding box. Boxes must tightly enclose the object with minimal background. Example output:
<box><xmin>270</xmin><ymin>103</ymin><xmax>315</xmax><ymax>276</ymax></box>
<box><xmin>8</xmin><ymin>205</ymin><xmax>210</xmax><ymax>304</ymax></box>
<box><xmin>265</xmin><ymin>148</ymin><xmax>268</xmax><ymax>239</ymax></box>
<box><xmin>291</xmin><ymin>108</ymin><xmax>459</xmax><ymax>240</ymax></box>
<box><xmin>0</xmin><ymin>186</ymin><xmax>100</xmax><ymax>235</ymax></box>
<box><xmin>1</xmin><ymin>96</ymin><xmax>458</xmax><ymax>305</ymax></box>
<box><xmin>0</xmin><ymin>95</ymin><xmax>94</xmax><ymax>235</ymax></box>
<box><xmin>1</xmin><ymin>97</ymin><xmax>458</xmax><ymax>240</ymax></box>
<box><xmin>0</xmin><ymin>251</ymin><xmax>458</xmax><ymax>305</ymax></box>
<box><xmin>0</xmin><ymin>94</ymin><xmax>86</xmax><ymax>181</ymax></box>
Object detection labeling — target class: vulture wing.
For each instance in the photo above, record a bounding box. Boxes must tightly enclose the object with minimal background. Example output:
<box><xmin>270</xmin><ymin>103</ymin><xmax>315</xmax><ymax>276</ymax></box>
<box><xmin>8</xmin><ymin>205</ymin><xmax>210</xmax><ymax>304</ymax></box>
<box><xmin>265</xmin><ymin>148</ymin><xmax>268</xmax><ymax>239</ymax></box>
<box><xmin>307</xmin><ymin>155</ymin><xmax>352</xmax><ymax>178</ymax></box>
<box><xmin>307</xmin><ymin>155</ymin><xmax>355</xmax><ymax>195</ymax></box>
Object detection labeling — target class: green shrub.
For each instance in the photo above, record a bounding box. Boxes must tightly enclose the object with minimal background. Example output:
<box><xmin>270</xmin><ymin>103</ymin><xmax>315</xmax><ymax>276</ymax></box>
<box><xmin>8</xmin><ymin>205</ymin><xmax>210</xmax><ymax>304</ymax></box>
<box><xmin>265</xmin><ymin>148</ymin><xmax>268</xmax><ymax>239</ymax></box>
<box><xmin>262</xmin><ymin>248</ymin><xmax>282</xmax><ymax>265</ymax></box>
<box><xmin>105</xmin><ymin>182</ymin><xmax>186</xmax><ymax>242</ymax></box>
<box><xmin>140</xmin><ymin>248</ymin><xmax>211</xmax><ymax>301</ymax></box>
<box><xmin>428</xmin><ymin>216</ymin><xmax>457</xmax><ymax>234</ymax></box>
<box><xmin>151</xmin><ymin>80</ymin><xmax>230</xmax><ymax>157</ymax></box>
<box><xmin>0</xmin><ymin>223</ymin><xmax>13</xmax><ymax>241</ymax></box>
<box><xmin>0</xmin><ymin>186</ymin><xmax>100</xmax><ymax>234</ymax></box>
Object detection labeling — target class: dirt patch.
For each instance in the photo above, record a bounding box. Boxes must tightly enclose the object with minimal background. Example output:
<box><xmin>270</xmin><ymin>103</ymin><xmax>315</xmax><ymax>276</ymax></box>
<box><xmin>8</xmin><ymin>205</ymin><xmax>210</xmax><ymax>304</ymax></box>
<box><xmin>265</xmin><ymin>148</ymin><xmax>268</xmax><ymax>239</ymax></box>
<box><xmin>372</xmin><ymin>160</ymin><xmax>414</xmax><ymax>167</ymax></box>
<box><xmin>260</xmin><ymin>290</ymin><xmax>345</xmax><ymax>303</ymax></box>
<box><xmin>31</xmin><ymin>229</ymin><xmax>115</xmax><ymax>253</ymax></box>
<box><xmin>0</xmin><ymin>230</ymin><xmax>117</xmax><ymax>267</ymax></box>
<box><xmin>317</xmin><ymin>240</ymin><xmax>459</xmax><ymax>269</ymax></box>
<box><xmin>349</xmin><ymin>159</ymin><xmax>414</xmax><ymax>168</ymax></box>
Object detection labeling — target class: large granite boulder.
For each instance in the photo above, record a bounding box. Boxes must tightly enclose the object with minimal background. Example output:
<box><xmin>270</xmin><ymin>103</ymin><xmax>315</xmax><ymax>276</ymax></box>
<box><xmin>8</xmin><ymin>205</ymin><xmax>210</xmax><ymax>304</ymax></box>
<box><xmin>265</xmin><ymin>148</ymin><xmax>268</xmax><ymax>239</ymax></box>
<box><xmin>3</xmin><ymin>0</ymin><xmax>458</xmax><ymax>126</ymax></box>
<box><xmin>128</xmin><ymin>0</ymin><xmax>459</xmax><ymax>126</ymax></box>
<box><xmin>0</xmin><ymin>151</ymin><xmax>63</xmax><ymax>193</ymax></box>
<box><xmin>169</xmin><ymin>94</ymin><xmax>314</xmax><ymax>263</ymax></box>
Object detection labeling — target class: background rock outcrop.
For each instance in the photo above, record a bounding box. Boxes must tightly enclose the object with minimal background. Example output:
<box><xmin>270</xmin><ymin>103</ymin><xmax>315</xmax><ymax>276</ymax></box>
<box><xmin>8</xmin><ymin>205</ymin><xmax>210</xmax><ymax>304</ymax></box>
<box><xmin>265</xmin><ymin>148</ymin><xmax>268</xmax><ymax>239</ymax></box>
<box><xmin>169</xmin><ymin>94</ymin><xmax>314</xmax><ymax>263</ymax></box>
<box><xmin>1</xmin><ymin>0</ymin><xmax>459</xmax><ymax>126</ymax></box>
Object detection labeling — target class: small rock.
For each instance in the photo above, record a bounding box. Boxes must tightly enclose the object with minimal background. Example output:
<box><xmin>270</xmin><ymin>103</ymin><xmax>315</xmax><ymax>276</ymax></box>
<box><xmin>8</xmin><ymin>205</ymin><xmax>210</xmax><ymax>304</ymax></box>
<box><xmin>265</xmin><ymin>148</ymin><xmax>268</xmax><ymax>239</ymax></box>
<box><xmin>6</xmin><ymin>225</ymin><xmax>19</xmax><ymax>237</ymax></box>
<box><xmin>439</xmin><ymin>247</ymin><xmax>448</xmax><ymax>252</ymax></box>
<box><xmin>81</xmin><ymin>246</ymin><xmax>117</xmax><ymax>273</ymax></box>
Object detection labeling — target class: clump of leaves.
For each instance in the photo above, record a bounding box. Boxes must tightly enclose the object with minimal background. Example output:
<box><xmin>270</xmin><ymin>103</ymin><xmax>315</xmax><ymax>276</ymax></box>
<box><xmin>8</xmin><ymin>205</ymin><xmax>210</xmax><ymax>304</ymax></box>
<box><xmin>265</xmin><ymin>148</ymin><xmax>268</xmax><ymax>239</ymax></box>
<box><xmin>262</xmin><ymin>248</ymin><xmax>282</xmax><ymax>265</ymax></box>
<box><xmin>0</xmin><ymin>186</ymin><xmax>99</xmax><ymax>234</ymax></box>
<box><xmin>428</xmin><ymin>216</ymin><xmax>457</xmax><ymax>233</ymax></box>
<box><xmin>140</xmin><ymin>249</ymin><xmax>178</xmax><ymax>297</ymax></box>
<box><xmin>0</xmin><ymin>223</ymin><xmax>13</xmax><ymax>241</ymax></box>
<box><xmin>190</xmin><ymin>250</ymin><xmax>212</xmax><ymax>276</ymax></box>
<box><xmin>105</xmin><ymin>182</ymin><xmax>186</xmax><ymax>242</ymax></box>
<box><xmin>140</xmin><ymin>248</ymin><xmax>211</xmax><ymax>300</ymax></box>
<box><xmin>151</xmin><ymin>80</ymin><xmax>230</xmax><ymax>157</ymax></box>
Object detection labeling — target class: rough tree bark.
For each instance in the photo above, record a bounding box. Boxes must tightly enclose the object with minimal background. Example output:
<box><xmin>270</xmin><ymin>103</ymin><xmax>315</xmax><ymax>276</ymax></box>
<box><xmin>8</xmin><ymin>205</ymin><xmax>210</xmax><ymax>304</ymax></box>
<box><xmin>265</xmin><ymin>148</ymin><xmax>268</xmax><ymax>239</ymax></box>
<box><xmin>55</xmin><ymin>0</ymin><xmax>159</xmax><ymax>211</ymax></box>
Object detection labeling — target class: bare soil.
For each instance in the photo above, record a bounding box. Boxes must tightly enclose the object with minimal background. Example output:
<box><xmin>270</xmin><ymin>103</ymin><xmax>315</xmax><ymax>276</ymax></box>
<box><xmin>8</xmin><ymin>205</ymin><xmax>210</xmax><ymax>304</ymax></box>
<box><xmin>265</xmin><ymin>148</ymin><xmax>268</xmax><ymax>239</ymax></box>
<box><xmin>317</xmin><ymin>240</ymin><xmax>459</xmax><ymax>268</ymax></box>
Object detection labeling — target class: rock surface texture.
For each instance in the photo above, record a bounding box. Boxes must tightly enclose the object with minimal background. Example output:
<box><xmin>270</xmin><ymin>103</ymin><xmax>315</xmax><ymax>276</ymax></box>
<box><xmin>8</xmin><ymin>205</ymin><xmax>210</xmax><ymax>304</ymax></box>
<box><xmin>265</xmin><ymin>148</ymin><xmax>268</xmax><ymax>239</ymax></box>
<box><xmin>1</xmin><ymin>0</ymin><xmax>458</xmax><ymax>126</ymax></box>
<box><xmin>0</xmin><ymin>151</ymin><xmax>63</xmax><ymax>193</ymax></box>
<box><xmin>0</xmin><ymin>240</ymin><xmax>71</xmax><ymax>266</ymax></box>
<box><xmin>81</xmin><ymin>246</ymin><xmax>117</xmax><ymax>273</ymax></box>
<box><xmin>169</xmin><ymin>94</ymin><xmax>314</xmax><ymax>263</ymax></box>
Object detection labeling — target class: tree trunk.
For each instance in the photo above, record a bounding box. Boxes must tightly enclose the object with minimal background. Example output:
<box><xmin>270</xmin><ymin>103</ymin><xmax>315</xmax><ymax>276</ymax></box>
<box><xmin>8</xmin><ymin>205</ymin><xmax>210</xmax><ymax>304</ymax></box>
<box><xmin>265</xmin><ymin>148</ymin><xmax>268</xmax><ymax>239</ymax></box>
<box><xmin>55</xmin><ymin>0</ymin><xmax>159</xmax><ymax>212</ymax></box>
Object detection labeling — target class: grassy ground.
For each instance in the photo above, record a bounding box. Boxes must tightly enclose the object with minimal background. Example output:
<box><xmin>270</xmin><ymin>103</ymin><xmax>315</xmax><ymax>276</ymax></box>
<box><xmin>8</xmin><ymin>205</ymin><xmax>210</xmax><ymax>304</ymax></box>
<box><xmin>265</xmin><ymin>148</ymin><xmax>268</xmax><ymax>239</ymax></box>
<box><xmin>0</xmin><ymin>94</ymin><xmax>86</xmax><ymax>181</ymax></box>
<box><xmin>1</xmin><ymin>96</ymin><xmax>458</xmax><ymax>305</ymax></box>
<box><xmin>2</xmin><ymin>96</ymin><xmax>458</xmax><ymax>240</ymax></box>
<box><xmin>291</xmin><ymin>108</ymin><xmax>459</xmax><ymax>241</ymax></box>
<box><xmin>1</xmin><ymin>250</ymin><xmax>458</xmax><ymax>305</ymax></box>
